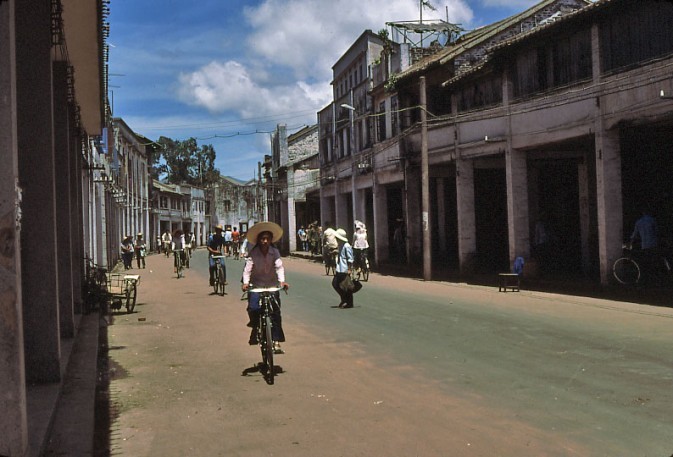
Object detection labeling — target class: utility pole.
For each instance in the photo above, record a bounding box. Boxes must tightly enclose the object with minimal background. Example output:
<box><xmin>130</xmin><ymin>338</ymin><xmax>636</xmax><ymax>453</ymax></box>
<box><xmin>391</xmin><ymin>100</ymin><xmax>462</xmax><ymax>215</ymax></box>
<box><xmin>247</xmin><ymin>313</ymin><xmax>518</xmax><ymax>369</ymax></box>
<box><xmin>420</xmin><ymin>76</ymin><xmax>431</xmax><ymax>280</ymax></box>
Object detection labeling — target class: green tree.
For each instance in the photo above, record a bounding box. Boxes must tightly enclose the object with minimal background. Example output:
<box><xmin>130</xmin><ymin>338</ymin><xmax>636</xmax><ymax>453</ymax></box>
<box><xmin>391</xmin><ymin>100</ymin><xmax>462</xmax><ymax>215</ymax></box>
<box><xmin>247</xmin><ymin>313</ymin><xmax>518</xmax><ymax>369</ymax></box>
<box><xmin>155</xmin><ymin>136</ymin><xmax>220</xmax><ymax>186</ymax></box>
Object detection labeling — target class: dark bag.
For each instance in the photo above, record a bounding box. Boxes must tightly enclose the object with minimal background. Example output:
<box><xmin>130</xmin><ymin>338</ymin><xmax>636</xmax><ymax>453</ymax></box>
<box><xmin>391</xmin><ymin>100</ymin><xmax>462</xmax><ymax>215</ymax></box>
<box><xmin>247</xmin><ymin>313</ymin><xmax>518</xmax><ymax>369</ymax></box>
<box><xmin>339</xmin><ymin>275</ymin><xmax>355</xmax><ymax>292</ymax></box>
<box><xmin>352</xmin><ymin>279</ymin><xmax>363</xmax><ymax>293</ymax></box>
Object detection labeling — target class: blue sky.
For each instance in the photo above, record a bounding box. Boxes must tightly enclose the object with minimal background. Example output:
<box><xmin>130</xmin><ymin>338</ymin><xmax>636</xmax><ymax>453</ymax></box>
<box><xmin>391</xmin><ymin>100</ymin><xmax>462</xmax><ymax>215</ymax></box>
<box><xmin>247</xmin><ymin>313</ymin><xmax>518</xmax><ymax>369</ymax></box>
<box><xmin>108</xmin><ymin>0</ymin><xmax>543</xmax><ymax>181</ymax></box>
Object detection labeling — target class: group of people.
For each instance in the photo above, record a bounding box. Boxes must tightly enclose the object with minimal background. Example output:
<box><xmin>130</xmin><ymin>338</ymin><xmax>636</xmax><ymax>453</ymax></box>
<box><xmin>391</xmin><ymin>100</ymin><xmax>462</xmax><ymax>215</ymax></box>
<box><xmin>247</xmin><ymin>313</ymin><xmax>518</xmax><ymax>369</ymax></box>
<box><xmin>297</xmin><ymin>222</ymin><xmax>323</xmax><ymax>255</ymax></box>
<box><xmin>120</xmin><ymin>233</ymin><xmax>147</xmax><ymax>270</ymax></box>
<box><xmin>122</xmin><ymin>219</ymin><xmax>367</xmax><ymax>357</ymax></box>
<box><xmin>158</xmin><ymin>230</ymin><xmax>196</xmax><ymax>257</ymax></box>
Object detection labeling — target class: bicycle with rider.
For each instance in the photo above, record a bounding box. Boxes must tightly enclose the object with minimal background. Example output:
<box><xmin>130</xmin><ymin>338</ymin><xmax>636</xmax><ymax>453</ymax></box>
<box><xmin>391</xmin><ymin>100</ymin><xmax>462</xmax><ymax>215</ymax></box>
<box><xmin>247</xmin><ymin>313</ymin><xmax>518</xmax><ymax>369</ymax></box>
<box><xmin>207</xmin><ymin>225</ymin><xmax>227</xmax><ymax>287</ymax></box>
<box><xmin>172</xmin><ymin>229</ymin><xmax>187</xmax><ymax>273</ymax></box>
<box><xmin>241</xmin><ymin>221</ymin><xmax>289</xmax><ymax>354</ymax></box>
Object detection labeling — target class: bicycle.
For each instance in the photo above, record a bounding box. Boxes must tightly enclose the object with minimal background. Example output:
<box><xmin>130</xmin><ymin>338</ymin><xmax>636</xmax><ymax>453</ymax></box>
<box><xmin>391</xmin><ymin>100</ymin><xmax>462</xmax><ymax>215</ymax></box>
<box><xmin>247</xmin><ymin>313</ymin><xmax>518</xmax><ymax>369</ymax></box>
<box><xmin>211</xmin><ymin>255</ymin><xmax>227</xmax><ymax>295</ymax></box>
<box><xmin>82</xmin><ymin>258</ymin><xmax>108</xmax><ymax>314</ymax></box>
<box><xmin>249</xmin><ymin>286</ymin><xmax>286</xmax><ymax>385</ymax></box>
<box><xmin>323</xmin><ymin>245</ymin><xmax>337</xmax><ymax>276</ymax></box>
<box><xmin>613</xmin><ymin>244</ymin><xmax>671</xmax><ymax>286</ymax></box>
<box><xmin>353</xmin><ymin>248</ymin><xmax>370</xmax><ymax>282</ymax></box>
<box><xmin>232</xmin><ymin>241</ymin><xmax>240</xmax><ymax>260</ymax></box>
<box><xmin>174</xmin><ymin>249</ymin><xmax>185</xmax><ymax>278</ymax></box>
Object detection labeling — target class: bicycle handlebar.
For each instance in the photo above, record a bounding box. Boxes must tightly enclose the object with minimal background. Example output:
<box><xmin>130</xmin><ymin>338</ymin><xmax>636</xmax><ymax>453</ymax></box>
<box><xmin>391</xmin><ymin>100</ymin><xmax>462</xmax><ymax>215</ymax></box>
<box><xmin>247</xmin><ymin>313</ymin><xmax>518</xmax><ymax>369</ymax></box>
<box><xmin>249</xmin><ymin>286</ymin><xmax>288</xmax><ymax>294</ymax></box>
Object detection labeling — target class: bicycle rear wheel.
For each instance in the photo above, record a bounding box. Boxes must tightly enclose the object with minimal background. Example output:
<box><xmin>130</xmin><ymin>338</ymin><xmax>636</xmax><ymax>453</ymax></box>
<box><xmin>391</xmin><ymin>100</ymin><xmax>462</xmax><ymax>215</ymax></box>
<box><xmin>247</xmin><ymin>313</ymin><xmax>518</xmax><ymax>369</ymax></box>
<box><xmin>361</xmin><ymin>262</ymin><xmax>370</xmax><ymax>282</ymax></box>
<box><xmin>176</xmin><ymin>257</ymin><xmax>183</xmax><ymax>278</ymax></box>
<box><xmin>613</xmin><ymin>257</ymin><xmax>640</xmax><ymax>285</ymax></box>
<box><xmin>125</xmin><ymin>284</ymin><xmax>137</xmax><ymax>313</ymax></box>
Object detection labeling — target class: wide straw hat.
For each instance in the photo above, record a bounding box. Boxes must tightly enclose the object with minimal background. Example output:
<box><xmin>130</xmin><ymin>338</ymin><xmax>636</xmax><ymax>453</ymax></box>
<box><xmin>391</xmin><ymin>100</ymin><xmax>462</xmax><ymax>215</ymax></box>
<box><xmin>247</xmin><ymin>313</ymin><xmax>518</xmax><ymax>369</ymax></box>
<box><xmin>334</xmin><ymin>228</ymin><xmax>348</xmax><ymax>242</ymax></box>
<box><xmin>247</xmin><ymin>221</ymin><xmax>284</xmax><ymax>244</ymax></box>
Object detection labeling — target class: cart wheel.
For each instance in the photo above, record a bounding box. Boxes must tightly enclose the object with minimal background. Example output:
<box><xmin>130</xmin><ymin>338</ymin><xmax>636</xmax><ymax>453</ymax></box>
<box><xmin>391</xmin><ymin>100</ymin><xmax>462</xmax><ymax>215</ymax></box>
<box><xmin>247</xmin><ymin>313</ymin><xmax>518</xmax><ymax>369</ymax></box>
<box><xmin>126</xmin><ymin>284</ymin><xmax>138</xmax><ymax>313</ymax></box>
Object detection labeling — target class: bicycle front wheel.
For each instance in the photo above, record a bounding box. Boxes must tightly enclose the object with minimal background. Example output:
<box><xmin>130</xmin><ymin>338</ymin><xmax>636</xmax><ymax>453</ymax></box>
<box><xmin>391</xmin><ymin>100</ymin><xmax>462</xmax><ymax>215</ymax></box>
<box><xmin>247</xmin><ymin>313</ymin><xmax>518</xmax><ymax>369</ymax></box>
<box><xmin>263</xmin><ymin>315</ymin><xmax>274</xmax><ymax>384</ymax></box>
<box><xmin>211</xmin><ymin>267</ymin><xmax>220</xmax><ymax>294</ymax></box>
<box><xmin>218</xmin><ymin>266</ymin><xmax>226</xmax><ymax>296</ymax></box>
<box><xmin>613</xmin><ymin>257</ymin><xmax>640</xmax><ymax>285</ymax></box>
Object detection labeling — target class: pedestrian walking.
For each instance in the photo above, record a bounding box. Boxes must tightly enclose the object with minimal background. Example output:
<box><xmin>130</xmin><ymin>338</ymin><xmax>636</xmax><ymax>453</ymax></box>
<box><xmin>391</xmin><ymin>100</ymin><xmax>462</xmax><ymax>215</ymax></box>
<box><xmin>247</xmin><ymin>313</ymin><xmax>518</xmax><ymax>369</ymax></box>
<box><xmin>135</xmin><ymin>233</ymin><xmax>146</xmax><ymax>269</ymax></box>
<box><xmin>121</xmin><ymin>235</ymin><xmax>134</xmax><ymax>270</ymax></box>
<box><xmin>332</xmin><ymin>228</ymin><xmax>354</xmax><ymax>308</ymax></box>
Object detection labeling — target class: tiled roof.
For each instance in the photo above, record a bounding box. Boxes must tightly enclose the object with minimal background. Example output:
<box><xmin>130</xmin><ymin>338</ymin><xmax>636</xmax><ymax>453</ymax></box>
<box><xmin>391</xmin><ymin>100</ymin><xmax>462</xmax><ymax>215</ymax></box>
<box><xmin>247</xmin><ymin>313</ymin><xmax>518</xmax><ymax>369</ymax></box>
<box><xmin>488</xmin><ymin>0</ymin><xmax>608</xmax><ymax>52</ymax></box>
<box><xmin>442</xmin><ymin>0</ymin><xmax>602</xmax><ymax>88</ymax></box>
<box><xmin>397</xmin><ymin>0</ymin><xmax>592</xmax><ymax>83</ymax></box>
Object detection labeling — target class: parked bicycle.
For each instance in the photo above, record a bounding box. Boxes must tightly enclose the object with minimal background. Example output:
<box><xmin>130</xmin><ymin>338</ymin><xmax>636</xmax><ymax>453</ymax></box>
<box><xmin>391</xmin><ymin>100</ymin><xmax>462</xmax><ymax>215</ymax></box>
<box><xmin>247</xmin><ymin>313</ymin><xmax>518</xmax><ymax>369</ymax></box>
<box><xmin>83</xmin><ymin>258</ymin><xmax>108</xmax><ymax>314</ymax></box>
<box><xmin>249</xmin><ymin>286</ymin><xmax>286</xmax><ymax>385</ymax></box>
<box><xmin>613</xmin><ymin>244</ymin><xmax>671</xmax><ymax>286</ymax></box>
<box><xmin>211</xmin><ymin>255</ymin><xmax>226</xmax><ymax>295</ymax></box>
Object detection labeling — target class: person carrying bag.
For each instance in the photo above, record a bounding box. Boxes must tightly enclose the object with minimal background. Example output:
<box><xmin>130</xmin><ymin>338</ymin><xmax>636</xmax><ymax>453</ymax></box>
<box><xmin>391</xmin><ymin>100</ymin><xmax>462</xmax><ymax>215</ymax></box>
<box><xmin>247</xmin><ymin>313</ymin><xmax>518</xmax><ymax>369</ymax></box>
<box><xmin>332</xmin><ymin>228</ymin><xmax>360</xmax><ymax>308</ymax></box>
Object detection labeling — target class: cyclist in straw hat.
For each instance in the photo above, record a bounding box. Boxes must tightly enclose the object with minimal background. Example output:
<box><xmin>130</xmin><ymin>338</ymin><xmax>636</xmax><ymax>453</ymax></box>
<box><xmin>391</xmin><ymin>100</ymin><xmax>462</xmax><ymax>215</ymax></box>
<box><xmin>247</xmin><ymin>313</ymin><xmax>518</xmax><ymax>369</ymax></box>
<box><xmin>242</xmin><ymin>221</ymin><xmax>290</xmax><ymax>354</ymax></box>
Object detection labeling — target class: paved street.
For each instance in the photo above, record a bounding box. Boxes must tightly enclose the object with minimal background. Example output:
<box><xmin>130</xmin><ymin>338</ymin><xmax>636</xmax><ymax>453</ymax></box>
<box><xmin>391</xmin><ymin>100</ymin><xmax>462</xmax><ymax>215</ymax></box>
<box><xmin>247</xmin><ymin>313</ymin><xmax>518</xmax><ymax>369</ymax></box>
<box><xmin>97</xmin><ymin>250</ymin><xmax>673</xmax><ymax>457</ymax></box>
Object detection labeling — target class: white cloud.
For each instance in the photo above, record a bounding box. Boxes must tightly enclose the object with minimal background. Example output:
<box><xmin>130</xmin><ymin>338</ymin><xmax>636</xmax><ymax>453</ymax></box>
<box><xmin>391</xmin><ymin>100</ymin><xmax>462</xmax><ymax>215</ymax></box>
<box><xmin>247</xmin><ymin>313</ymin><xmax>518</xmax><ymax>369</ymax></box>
<box><xmin>243</xmin><ymin>0</ymin><xmax>474</xmax><ymax>80</ymax></box>
<box><xmin>176</xmin><ymin>0</ymin><xmax>473</xmax><ymax>124</ymax></box>
<box><xmin>177</xmin><ymin>60</ymin><xmax>331</xmax><ymax>122</ymax></box>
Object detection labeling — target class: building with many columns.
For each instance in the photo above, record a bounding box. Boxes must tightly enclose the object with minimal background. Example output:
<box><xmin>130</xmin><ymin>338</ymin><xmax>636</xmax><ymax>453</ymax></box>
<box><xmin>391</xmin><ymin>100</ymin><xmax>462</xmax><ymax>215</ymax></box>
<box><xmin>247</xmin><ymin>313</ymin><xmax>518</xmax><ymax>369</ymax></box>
<box><xmin>113</xmin><ymin>118</ymin><xmax>151</xmax><ymax>251</ymax></box>
<box><xmin>319</xmin><ymin>0</ymin><xmax>673</xmax><ymax>285</ymax></box>
<box><xmin>0</xmin><ymin>1</ymin><xmax>158</xmax><ymax>455</ymax></box>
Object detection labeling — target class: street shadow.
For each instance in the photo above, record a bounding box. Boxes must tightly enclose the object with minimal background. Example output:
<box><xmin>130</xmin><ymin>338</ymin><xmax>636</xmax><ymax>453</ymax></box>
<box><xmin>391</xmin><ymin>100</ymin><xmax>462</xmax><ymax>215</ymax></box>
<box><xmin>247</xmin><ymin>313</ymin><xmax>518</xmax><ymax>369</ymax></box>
<box><xmin>241</xmin><ymin>363</ymin><xmax>284</xmax><ymax>385</ymax></box>
<box><xmin>92</xmin><ymin>315</ymin><xmax>123</xmax><ymax>457</ymax></box>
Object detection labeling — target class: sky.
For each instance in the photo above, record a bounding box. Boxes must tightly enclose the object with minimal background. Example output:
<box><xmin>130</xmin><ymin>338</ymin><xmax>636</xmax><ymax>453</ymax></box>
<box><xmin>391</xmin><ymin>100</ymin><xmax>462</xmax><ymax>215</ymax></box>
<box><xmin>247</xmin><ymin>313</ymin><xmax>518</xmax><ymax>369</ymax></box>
<box><xmin>108</xmin><ymin>0</ymin><xmax>544</xmax><ymax>182</ymax></box>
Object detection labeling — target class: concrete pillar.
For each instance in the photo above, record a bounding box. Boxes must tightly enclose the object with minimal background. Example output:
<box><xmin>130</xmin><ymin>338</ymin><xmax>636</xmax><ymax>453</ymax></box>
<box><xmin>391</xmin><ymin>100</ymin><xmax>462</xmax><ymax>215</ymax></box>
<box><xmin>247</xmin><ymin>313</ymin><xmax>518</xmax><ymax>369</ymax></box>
<box><xmin>406</xmin><ymin>168</ymin><xmax>422</xmax><ymax>262</ymax></box>
<box><xmin>505</xmin><ymin>148</ymin><xmax>530</xmax><ymax>263</ymax></box>
<box><xmin>0</xmin><ymin>0</ymin><xmax>29</xmax><ymax>453</ymax></box>
<box><xmin>373</xmin><ymin>182</ymin><xmax>389</xmax><ymax>264</ymax></box>
<box><xmin>279</xmin><ymin>196</ymin><xmax>289</xmax><ymax>255</ymax></box>
<box><xmin>456</xmin><ymin>158</ymin><xmax>477</xmax><ymax>275</ymax></box>
<box><xmin>592</xmin><ymin>22</ymin><xmax>623</xmax><ymax>285</ymax></box>
<box><xmin>595</xmin><ymin>128</ymin><xmax>622</xmax><ymax>284</ymax></box>
<box><xmin>53</xmin><ymin>61</ymin><xmax>75</xmax><ymax>337</ymax></box>
<box><xmin>578</xmin><ymin>162</ymin><xmax>591</xmax><ymax>275</ymax></box>
<box><xmin>436</xmin><ymin>178</ymin><xmax>447</xmax><ymax>252</ymax></box>
<box><xmin>353</xmin><ymin>181</ymin><xmax>367</xmax><ymax>227</ymax></box>
<box><xmin>335</xmin><ymin>188</ymin><xmax>348</xmax><ymax>229</ymax></box>
<box><xmin>287</xmin><ymin>196</ymin><xmax>296</xmax><ymax>252</ymax></box>
<box><xmin>17</xmin><ymin>0</ymin><xmax>61</xmax><ymax>383</ymax></box>
<box><xmin>70</xmin><ymin>121</ymin><xmax>84</xmax><ymax>314</ymax></box>
<box><xmin>287</xmin><ymin>167</ymin><xmax>297</xmax><ymax>252</ymax></box>
<box><xmin>319</xmin><ymin>186</ymin><xmax>334</xmax><ymax>227</ymax></box>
